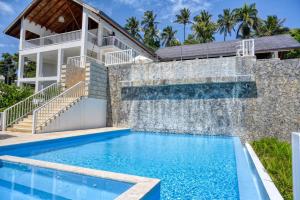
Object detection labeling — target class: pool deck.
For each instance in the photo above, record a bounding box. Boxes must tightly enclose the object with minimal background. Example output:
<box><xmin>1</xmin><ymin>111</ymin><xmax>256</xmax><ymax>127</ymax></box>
<box><xmin>0</xmin><ymin>127</ymin><xmax>130</xmax><ymax>147</ymax></box>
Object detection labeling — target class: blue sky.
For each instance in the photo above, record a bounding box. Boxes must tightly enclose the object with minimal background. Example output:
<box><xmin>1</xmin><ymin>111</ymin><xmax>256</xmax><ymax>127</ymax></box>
<box><xmin>0</xmin><ymin>0</ymin><xmax>299</xmax><ymax>54</ymax></box>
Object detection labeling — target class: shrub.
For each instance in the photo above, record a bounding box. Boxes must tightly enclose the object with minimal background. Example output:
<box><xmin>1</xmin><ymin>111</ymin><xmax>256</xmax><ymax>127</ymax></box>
<box><xmin>0</xmin><ymin>83</ymin><xmax>33</xmax><ymax>112</ymax></box>
<box><xmin>251</xmin><ymin>137</ymin><xmax>292</xmax><ymax>200</ymax></box>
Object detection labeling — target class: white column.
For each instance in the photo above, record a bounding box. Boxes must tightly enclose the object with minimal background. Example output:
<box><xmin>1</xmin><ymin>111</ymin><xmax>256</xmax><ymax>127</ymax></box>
<box><xmin>19</xmin><ymin>18</ymin><xmax>26</xmax><ymax>50</ymax></box>
<box><xmin>80</xmin><ymin>8</ymin><xmax>89</xmax><ymax>67</ymax></box>
<box><xmin>17</xmin><ymin>55</ymin><xmax>24</xmax><ymax>86</ymax></box>
<box><xmin>57</xmin><ymin>48</ymin><xmax>64</xmax><ymax>82</ymax></box>
<box><xmin>35</xmin><ymin>52</ymin><xmax>42</xmax><ymax>92</ymax></box>
<box><xmin>97</xmin><ymin>21</ymin><xmax>103</xmax><ymax>61</ymax></box>
<box><xmin>292</xmin><ymin>132</ymin><xmax>300</xmax><ymax>200</ymax></box>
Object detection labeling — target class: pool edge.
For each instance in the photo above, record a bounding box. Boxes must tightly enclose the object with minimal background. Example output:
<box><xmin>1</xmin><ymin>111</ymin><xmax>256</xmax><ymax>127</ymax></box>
<box><xmin>245</xmin><ymin>143</ymin><xmax>284</xmax><ymax>200</ymax></box>
<box><xmin>0</xmin><ymin>155</ymin><xmax>160</xmax><ymax>200</ymax></box>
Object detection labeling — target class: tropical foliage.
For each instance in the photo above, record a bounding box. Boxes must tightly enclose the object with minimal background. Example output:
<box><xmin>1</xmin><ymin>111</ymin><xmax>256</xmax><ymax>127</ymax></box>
<box><xmin>174</xmin><ymin>8</ymin><xmax>192</xmax><ymax>41</ymax></box>
<box><xmin>192</xmin><ymin>10</ymin><xmax>217</xmax><ymax>43</ymax></box>
<box><xmin>0</xmin><ymin>53</ymin><xmax>18</xmax><ymax>84</ymax></box>
<box><xmin>217</xmin><ymin>9</ymin><xmax>236</xmax><ymax>41</ymax></box>
<box><xmin>141</xmin><ymin>11</ymin><xmax>160</xmax><ymax>50</ymax></box>
<box><xmin>252</xmin><ymin>138</ymin><xmax>292</xmax><ymax>200</ymax></box>
<box><xmin>284</xmin><ymin>28</ymin><xmax>300</xmax><ymax>59</ymax></box>
<box><xmin>161</xmin><ymin>26</ymin><xmax>177</xmax><ymax>47</ymax></box>
<box><xmin>257</xmin><ymin>15</ymin><xmax>289</xmax><ymax>36</ymax></box>
<box><xmin>125</xmin><ymin>17</ymin><xmax>142</xmax><ymax>41</ymax></box>
<box><xmin>124</xmin><ymin>3</ymin><xmax>296</xmax><ymax>49</ymax></box>
<box><xmin>0</xmin><ymin>83</ymin><xmax>33</xmax><ymax>112</ymax></box>
<box><xmin>234</xmin><ymin>3</ymin><xmax>259</xmax><ymax>38</ymax></box>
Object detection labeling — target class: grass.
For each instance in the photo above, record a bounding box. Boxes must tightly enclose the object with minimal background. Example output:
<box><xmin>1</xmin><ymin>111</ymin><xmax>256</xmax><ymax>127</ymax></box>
<box><xmin>251</xmin><ymin>137</ymin><xmax>293</xmax><ymax>200</ymax></box>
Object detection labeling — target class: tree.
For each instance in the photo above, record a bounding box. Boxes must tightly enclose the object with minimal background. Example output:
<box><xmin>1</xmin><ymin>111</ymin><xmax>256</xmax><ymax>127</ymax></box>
<box><xmin>234</xmin><ymin>3</ymin><xmax>259</xmax><ymax>38</ymax></box>
<box><xmin>174</xmin><ymin>8</ymin><xmax>192</xmax><ymax>42</ymax></box>
<box><xmin>256</xmin><ymin>15</ymin><xmax>289</xmax><ymax>36</ymax></box>
<box><xmin>125</xmin><ymin>17</ymin><xmax>142</xmax><ymax>41</ymax></box>
<box><xmin>169</xmin><ymin>39</ymin><xmax>181</xmax><ymax>47</ymax></box>
<box><xmin>161</xmin><ymin>26</ymin><xmax>177</xmax><ymax>47</ymax></box>
<box><xmin>184</xmin><ymin>34</ymin><xmax>200</xmax><ymax>45</ymax></box>
<box><xmin>217</xmin><ymin>9</ymin><xmax>236</xmax><ymax>41</ymax></box>
<box><xmin>141</xmin><ymin>10</ymin><xmax>160</xmax><ymax>50</ymax></box>
<box><xmin>192</xmin><ymin>10</ymin><xmax>217</xmax><ymax>43</ymax></box>
<box><xmin>284</xmin><ymin>29</ymin><xmax>300</xmax><ymax>59</ymax></box>
<box><xmin>0</xmin><ymin>53</ymin><xmax>18</xmax><ymax>84</ymax></box>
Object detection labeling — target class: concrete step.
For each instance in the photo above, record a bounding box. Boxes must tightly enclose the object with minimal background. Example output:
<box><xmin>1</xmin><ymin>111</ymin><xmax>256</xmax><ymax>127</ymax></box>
<box><xmin>13</xmin><ymin>124</ymin><xmax>33</xmax><ymax>129</ymax></box>
<box><xmin>7</xmin><ymin>127</ymin><xmax>32</xmax><ymax>133</ymax></box>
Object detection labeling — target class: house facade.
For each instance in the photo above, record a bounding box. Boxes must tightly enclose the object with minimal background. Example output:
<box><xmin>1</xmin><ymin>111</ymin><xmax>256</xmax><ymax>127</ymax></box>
<box><xmin>5</xmin><ymin>0</ymin><xmax>155</xmax><ymax>92</ymax></box>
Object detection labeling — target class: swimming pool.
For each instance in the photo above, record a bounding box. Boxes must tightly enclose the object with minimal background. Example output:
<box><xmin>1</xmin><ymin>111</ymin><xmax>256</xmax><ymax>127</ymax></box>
<box><xmin>0</xmin><ymin>160</ymin><xmax>133</xmax><ymax>200</ymax></box>
<box><xmin>0</xmin><ymin>130</ymin><xmax>267</xmax><ymax>199</ymax></box>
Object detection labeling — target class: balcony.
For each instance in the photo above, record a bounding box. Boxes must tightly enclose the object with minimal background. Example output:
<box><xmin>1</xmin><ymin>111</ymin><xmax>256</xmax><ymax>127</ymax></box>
<box><xmin>101</xmin><ymin>36</ymin><xmax>130</xmax><ymax>51</ymax></box>
<box><xmin>23</xmin><ymin>31</ymin><xmax>98</xmax><ymax>50</ymax></box>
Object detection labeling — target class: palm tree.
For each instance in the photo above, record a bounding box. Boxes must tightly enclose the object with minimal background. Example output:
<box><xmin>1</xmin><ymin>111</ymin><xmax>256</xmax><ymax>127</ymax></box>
<box><xmin>257</xmin><ymin>15</ymin><xmax>289</xmax><ymax>36</ymax></box>
<box><xmin>174</xmin><ymin>8</ymin><xmax>192</xmax><ymax>42</ymax></box>
<box><xmin>192</xmin><ymin>10</ymin><xmax>217</xmax><ymax>43</ymax></box>
<box><xmin>125</xmin><ymin>17</ymin><xmax>142</xmax><ymax>41</ymax></box>
<box><xmin>217</xmin><ymin>9</ymin><xmax>236</xmax><ymax>41</ymax></box>
<box><xmin>141</xmin><ymin>11</ymin><xmax>160</xmax><ymax>50</ymax></box>
<box><xmin>234</xmin><ymin>3</ymin><xmax>259</xmax><ymax>39</ymax></box>
<box><xmin>161</xmin><ymin>26</ymin><xmax>177</xmax><ymax>47</ymax></box>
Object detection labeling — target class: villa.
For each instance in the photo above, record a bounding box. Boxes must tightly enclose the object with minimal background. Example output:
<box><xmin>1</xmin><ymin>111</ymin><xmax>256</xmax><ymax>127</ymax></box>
<box><xmin>0</xmin><ymin>0</ymin><xmax>300</xmax><ymax>199</ymax></box>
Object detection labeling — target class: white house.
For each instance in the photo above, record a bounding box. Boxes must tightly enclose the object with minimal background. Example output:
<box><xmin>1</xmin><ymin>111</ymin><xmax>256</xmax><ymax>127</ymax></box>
<box><xmin>4</xmin><ymin>0</ymin><xmax>155</xmax><ymax>92</ymax></box>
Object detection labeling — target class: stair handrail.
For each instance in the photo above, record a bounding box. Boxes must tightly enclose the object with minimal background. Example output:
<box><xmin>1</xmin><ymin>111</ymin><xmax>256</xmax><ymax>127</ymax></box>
<box><xmin>32</xmin><ymin>81</ymin><xmax>86</xmax><ymax>134</ymax></box>
<box><xmin>2</xmin><ymin>82</ymin><xmax>62</xmax><ymax>131</ymax></box>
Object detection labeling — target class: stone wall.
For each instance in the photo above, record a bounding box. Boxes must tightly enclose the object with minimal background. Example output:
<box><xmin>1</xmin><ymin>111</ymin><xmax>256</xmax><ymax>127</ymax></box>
<box><xmin>107</xmin><ymin>58</ymin><xmax>300</xmax><ymax>141</ymax></box>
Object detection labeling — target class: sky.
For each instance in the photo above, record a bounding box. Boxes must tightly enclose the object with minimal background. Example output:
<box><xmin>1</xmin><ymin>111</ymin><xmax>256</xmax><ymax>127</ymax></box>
<box><xmin>0</xmin><ymin>0</ymin><xmax>299</xmax><ymax>54</ymax></box>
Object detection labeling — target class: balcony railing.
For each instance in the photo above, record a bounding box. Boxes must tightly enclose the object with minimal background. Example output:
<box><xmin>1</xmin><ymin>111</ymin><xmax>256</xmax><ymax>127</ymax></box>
<box><xmin>236</xmin><ymin>39</ymin><xmax>255</xmax><ymax>57</ymax></box>
<box><xmin>67</xmin><ymin>56</ymin><xmax>103</xmax><ymax>68</ymax></box>
<box><xmin>24</xmin><ymin>30</ymin><xmax>82</xmax><ymax>49</ymax></box>
<box><xmin>102</xmin><ymin>36</ymin><xmax>130</xmax><ymax>50</ymax></box>
<box><xmin>105</xmin><ymin>49</ymin><xmax>138</xmax><ymax>66</ymax></box>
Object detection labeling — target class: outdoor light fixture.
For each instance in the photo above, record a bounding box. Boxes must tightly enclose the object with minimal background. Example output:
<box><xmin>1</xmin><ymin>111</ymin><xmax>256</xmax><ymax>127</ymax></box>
<box><xmin>58</xmin><ymin>16</ymin><xmax>65</xmax><ymax>23</ymax></box>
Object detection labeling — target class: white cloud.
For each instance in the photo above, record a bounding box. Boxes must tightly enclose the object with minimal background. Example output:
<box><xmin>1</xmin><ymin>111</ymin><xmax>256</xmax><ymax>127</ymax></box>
<box><xmin>0</xmin><ymin>1</ymin><xmax>14</xmax><ymax>15</ymax></box>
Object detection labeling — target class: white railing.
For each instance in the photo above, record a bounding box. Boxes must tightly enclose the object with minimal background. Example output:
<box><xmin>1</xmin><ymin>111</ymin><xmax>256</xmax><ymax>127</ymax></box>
<box><xmin>2</xmin><ymin>83</ymin><xmax>62</xmax><ymax>131</ymax></box>
<box><xmin>88</xmin><ymin>32</ymin><xmax>98</xmax><ymax>45</ymax></box>
<box><xmin>292</xmin><ymin>132</ymin><xmax>300</xmax><ymax>200</ymax></box>
<box><xmin>24</xmin><ymin>30</ymin><xmax>82</xmax><ymax>49</ymax></box>
<box><xmin>105</xmin><ymin>49</ymin><xmax>138</xmax><ymax>66</ymax></box>
<box><xmin>102</xmin><ymin>36</ymin><xmax>130</xmax><ymax>50</ymax></box>
<box><xmin>32</xmin><ymin>81</ymin><xmax>86</xmax><ymax>134</ymax></box>
<box><xmin>236</xmin><ymin>39</ymin><xmax>255</xmax><ymax>57</ymax></box>
<box><xmin>67</xmin><ymin>56</ymin><xmax>103</xmax><ymax>68</ymax></box>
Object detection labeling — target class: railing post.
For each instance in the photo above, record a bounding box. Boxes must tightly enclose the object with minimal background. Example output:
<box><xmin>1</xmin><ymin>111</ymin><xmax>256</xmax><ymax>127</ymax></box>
<box><xmin>292</xmin><ymin>132</ymin><xmax>300</xmax><ymax>200</ymax></box>
<box><xmin>32</xmin><ymin>112</ymin><xmax>36</xmax><ymax>134</ymax></box>
<box><xmin>2</xmin><ymin>111</ymin><xmax>6</xmax><ymax>132</ymax></box>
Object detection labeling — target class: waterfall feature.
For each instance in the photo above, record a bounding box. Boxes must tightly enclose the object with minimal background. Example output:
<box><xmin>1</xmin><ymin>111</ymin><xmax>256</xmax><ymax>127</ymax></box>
<box><xmin>118</xmin><ymin>57</ymin><xmax>256</xmax><ymax>136</ymax></box>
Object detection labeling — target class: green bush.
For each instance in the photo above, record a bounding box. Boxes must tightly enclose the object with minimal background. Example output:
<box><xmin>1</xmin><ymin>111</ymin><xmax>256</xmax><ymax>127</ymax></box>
<box><xmin>0</xmin><ymin>83</ymin><xmax>33</xmax><ymax>112</ymax></box>
<box><xmin>251</xmin><ymin>137</ymin><xmax>292</xmax><ymax>200</ymax></box>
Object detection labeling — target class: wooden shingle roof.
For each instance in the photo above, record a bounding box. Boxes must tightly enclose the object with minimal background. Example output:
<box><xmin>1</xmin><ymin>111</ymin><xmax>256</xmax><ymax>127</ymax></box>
<box><xmin>156</xmin><ymin>34</ymin><xmax>300</xmax><ymax>61</ymax></box>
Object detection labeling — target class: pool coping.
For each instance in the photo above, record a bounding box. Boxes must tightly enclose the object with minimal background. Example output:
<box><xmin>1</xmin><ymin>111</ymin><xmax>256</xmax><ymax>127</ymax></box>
<box><xmin>245</xmin><ymin>143</ymin><xmax>283</xmax><ymax>200</ymax></box>
<box><xmin>0</xmin><ymin>155</ymin><xmax>160</xmax><ymax>200</ymax></box>
<box><xmin>0</xmin><ymin>127</ymin><xmax>131</xmax><ymax>147</ymax></box>
<box><xmin>233</xmin><ymin>137</ymin><xmax>260</xmax><ymax>200</ymax></box>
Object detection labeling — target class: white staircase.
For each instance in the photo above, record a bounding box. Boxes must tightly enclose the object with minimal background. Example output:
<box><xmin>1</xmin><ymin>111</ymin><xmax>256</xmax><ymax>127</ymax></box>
<box><xmin>3</xmin><ymin>81</ymin><xmax>86</xmax><ymax>134</ymax></box>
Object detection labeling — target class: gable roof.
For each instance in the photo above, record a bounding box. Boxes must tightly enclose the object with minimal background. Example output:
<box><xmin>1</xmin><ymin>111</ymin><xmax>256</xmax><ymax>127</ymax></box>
<box><xmin>156</xmin><ymin>34</ymin><xmax>300</xmax><ymax>61</ymax></box>
<box><xmin>4</xmin><ymin>0</ymin><xmax>155</xmax><ymax>58</ymax></box>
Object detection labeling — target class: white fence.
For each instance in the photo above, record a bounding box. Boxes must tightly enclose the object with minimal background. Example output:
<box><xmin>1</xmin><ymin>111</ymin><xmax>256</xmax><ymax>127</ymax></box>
<box><xmin>292</xmin><ymin>132</ymin><xmax>300</xmax><ymax>200</ymax></box>
<box><xmin>105</xmin><ymin>49</ymin><xmax>138</xmax><ymax>66</ymax></box>
<box><xmin>236</xmin><ymin>39</ymin><xmax>255</xmax><ymax>57</ymax></box>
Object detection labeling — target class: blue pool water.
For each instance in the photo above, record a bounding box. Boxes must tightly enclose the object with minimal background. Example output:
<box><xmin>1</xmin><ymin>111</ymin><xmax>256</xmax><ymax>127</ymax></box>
<box><xmin>0</xmin><ymin>131</ymin><xmax>265</xmax><ymax>200</ymax></box>
<box><xmin>0</xmin><ymin>160</ymin><xmax>132</xmax><ymax>200</ymax></box>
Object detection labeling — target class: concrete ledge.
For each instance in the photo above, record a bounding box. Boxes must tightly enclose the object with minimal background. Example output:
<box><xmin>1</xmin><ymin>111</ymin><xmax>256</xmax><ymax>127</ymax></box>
<box><xmin>120</xmin><ymin>75</ymin><xmax>254</xmax><ymax>87</ymax></box>
<box><xmin>245</xmin><ymin>143</ymin><xmax>284</xmax><ymax>200</ymax></box>
<box><xmin>0</xmin><ymin>156</ymin><xmax>160</xmax><ymax>200</ymax></box>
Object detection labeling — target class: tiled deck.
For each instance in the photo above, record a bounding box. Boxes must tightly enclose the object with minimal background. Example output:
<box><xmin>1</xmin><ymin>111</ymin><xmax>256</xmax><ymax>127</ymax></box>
<box><xmin>0</xmin><ymin>127</ymin><xmax>129</xmax><ymax>147</ymax></box>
